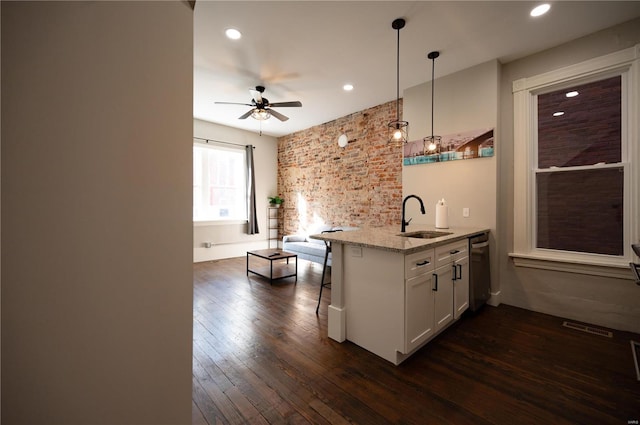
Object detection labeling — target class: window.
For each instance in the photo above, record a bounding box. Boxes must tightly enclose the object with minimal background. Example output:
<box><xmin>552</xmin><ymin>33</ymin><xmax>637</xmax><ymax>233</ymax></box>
<box><xmin>511</xmin><ymin>45</ymin><xmax>639</xmax><ymax>278</ymax></box>
<box><xmin>193</xmin><ymin>143</ymin><xmax>247</xmax><ymax>222</ymax></box>
<box><xmin>536</xmin><ymin>76</ymin><xmax>623</xmax><ymax>256</ymax></box>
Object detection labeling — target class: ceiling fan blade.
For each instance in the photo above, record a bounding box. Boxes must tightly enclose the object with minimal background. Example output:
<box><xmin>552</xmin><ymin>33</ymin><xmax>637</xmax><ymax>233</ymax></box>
<box><xmin>269</xmin><ymin>109</ymin><xmax>289</xmax><ymax>122</ymax></box>
<box><xmin>238</xmin><ymin>109</ymin><xmax>254</xmax><ymax>120</ymax></box>
<box><xmin>215</xmin><ymin>101</ymin><xmax>254</xmax><ymax>106</ymax></box>
<box><xmin>268</xmin><ymin>101</ymin><xmax>302</xmax><ymax>108</ymax></box>
<box><xmin>249</xmin><ymin>89</ymin><xmax>263</xmax><ymax>104</ymax></box>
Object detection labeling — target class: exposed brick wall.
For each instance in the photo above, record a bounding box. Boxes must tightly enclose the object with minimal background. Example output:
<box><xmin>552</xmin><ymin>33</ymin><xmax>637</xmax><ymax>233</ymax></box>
<box><xmin>277</xmin><ymin>100</ymin><xmax>403</xmax><ymax>235</ymax></box>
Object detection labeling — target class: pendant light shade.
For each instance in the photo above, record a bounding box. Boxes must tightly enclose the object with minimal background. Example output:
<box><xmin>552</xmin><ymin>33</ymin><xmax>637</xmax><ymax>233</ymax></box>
<box><xmin>388</xmin><ymin>18</ymin><xmax>409</xmax><ymax>147</ymax></box>
<box><xmin>423</xmin><ymin>51</ymin><xmax>441</xmax><ymax>154</ymax></box>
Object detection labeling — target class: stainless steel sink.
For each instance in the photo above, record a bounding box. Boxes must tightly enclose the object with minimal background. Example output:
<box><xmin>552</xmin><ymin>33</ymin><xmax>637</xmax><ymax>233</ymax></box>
<box><xmin>398</xmin><ymin>230</ymin><xmax>453</xmax><ymax>239</ymax></box>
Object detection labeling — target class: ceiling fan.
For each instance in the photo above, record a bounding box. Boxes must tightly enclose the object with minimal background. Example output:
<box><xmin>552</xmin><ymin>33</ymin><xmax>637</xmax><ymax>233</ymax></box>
<box><xmin>215</xmin><ymin>85</ymin><xmax>302</xmax><ymax>122</ymax></box>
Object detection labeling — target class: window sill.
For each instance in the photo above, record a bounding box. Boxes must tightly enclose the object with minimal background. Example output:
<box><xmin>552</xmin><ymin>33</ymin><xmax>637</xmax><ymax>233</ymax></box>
<box><xmin>509</xmin><ymin>252</ymin><xmax>633</xmax><ymax>280</ymax></box>
<box><xmin>194</xmin><ymin>220</ymin><xmax>248</xmax><ymax>227</ymax></box>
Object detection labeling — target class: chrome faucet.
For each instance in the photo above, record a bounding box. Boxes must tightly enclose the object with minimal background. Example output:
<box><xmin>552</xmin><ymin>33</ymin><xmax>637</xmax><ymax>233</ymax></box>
<box><xmin>401</xmin><ymin>195</ymin><xmax>426</xmax><ymax>232</ymax></box>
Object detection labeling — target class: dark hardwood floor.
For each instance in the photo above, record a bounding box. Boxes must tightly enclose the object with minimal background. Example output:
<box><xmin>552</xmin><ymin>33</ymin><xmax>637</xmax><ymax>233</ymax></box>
<box><xmin>192</xmin><ymin>257</ymin><xmax>640</xmax><ymax>425</ymax></box>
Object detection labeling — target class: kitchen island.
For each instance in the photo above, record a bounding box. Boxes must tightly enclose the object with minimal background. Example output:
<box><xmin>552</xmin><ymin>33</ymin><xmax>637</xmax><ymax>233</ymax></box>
<box><xmin>311</xmin><ymin>225</ymin><xmax>490</xmax><ymax>365</ymax></box>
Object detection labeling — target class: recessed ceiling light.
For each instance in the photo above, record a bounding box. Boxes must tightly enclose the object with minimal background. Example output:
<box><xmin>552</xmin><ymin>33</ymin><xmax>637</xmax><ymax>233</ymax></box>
<box><xmin>553</xmin><ymin>111</ymin><xmax>565</xmax><ymax>117</ymax></box>
<box><xmin>566</xmin><ymin>91</ymin><xmax>579</xmax><ymax>98</ymax></box>
<box><xmin>225</xmin><ymin>28</ymin><xmax>242</xmax><ymax>40</ymax></box>
<box><xmin>530</xmin><ymin>4</ymin><xmax>551</xmax><ymax>17</ymax></box>
<box><xmin>343</xmin><ymin>84</ymin><xmax>354</xmax><ymax>91</ymax></box>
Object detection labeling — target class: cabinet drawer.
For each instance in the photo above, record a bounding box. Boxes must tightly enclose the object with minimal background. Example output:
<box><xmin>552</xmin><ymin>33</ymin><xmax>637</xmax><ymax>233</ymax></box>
<box><xmin>405</xmin><ymin>248</ymin><xmax>435</xmax><ymax>279</ymax></box>
<box><xmin>434</xmin><ymin>240</ymin><xmax>468</xmax><ymax>269</ymax></box>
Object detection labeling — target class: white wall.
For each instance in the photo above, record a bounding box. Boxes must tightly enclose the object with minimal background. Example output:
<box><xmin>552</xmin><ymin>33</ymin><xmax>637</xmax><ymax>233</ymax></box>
<box><xmin>1</xmin><ymin>2</ymin><xmax>193</xmax><ymax>423</ymax></box>
<box><xmin>1</xmin><ymin>2</ymin><xmax>3</xmax><ymax>417</ymax></box>
<box><xmin>403</xmin><ymin>60</ymin><xmax>500</xmax><ymax>299</ymax></box>
<box><xmin>193</xmin><ymin>119</ymin><xmax>278</xmax><ymax>262</ymax></box>
<box><xmin>499</xmin><ymin>18</ymin><xmax>640</xmax><ymax>333</ymax></box>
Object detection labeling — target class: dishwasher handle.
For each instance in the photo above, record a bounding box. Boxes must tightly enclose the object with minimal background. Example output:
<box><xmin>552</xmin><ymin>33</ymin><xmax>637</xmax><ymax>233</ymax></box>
<box><xmin>471</xmin><ymin>241</ymin><xmax>489</xmax><ymax>249</ymax></box>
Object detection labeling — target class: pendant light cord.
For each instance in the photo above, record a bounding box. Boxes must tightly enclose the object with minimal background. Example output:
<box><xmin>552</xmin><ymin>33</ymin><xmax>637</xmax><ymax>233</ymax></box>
<box><xmin>427</xmin><ymin>51</ymin><xmax>440</xmax><ymax>140</ymax></box>
<box><xmin>396</xmin><ymin>26</ymin><xmax>400</xmax><ymax>122</ymax></box>
<box><xmin>431</xmin><ymin>56</ymin><xmax>434</xmax><ymax>139</ymax></box>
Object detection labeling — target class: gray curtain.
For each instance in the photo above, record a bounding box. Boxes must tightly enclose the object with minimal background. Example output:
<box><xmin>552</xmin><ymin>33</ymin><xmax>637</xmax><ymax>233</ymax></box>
<box><xmin>246</xmin><ymin>145</ymin><xmax>259</xmax><ymax>234</ymax></box>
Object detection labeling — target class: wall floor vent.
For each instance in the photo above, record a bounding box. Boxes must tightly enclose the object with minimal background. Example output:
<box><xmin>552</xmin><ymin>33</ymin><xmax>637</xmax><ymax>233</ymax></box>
<box><xmin>631</xmin><ymin>341</ymin><xmax>640</xmax><ymax>381</ymax></box>
<box><xmin>562</xmin><ymin>321</ymin><xmax>613</xmax><ymax>338</ymax></box>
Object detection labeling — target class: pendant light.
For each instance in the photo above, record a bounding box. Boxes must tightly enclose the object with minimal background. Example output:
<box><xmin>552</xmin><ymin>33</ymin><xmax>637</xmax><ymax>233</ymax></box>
<box><xmin>423</xmin><ymin>51</ymin><xmax>441</xmax><ymax>154</ymax></box>
<box><xmin>388</xmin><ymin>18</ymin><xmax>409</xmax><ymax>147</ymax></box>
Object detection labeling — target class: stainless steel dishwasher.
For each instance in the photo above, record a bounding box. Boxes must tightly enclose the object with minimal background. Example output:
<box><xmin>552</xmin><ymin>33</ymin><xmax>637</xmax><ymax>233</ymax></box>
<box><xmin>469</xmin><ymin>232</ymin><xmax>491</xmax><ymax>312</ymax></box>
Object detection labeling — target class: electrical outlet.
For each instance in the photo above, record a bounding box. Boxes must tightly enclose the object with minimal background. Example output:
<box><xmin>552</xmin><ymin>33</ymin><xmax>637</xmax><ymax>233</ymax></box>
<box><xmin>463</xmin><ymin>208</ymin><xmax>470</xmax><ymax>218</ymax></box>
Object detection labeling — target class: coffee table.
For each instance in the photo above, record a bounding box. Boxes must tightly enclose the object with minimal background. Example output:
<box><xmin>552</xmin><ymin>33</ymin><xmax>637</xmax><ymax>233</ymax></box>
<box><xmin>246</xmin><ymin>249</ymin><xmax>297</xmax><ymax>284</ymax></box>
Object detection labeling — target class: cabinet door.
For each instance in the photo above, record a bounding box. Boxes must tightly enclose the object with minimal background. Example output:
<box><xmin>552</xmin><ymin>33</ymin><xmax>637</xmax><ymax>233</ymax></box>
<box><xmin>404</xmin><ymin>273</ymin><xmax>435</xmax><ymax>353</ymax></box>
<box><xmin>453</xmin><ymin>255</ymin><xmax>469</xmax><ymax>319</ymax></box>
<box><xmin>433</xmin><ymin>264</ymin><xmax>454</xmax><ymax>333</ymax></box>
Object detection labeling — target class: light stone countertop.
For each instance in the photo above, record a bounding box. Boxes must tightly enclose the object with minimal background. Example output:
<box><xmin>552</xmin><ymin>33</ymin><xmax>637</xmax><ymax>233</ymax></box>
<box><xmin>310</xmin><ymin>225</ymin><xmax>490</xmax><ymax>254</ymax></box>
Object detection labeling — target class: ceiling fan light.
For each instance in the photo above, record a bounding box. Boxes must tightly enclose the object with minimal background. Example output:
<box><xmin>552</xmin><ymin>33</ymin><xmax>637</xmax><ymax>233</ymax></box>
<box><xmin>251</xmin><ymin>109</ymin><xmax>271</xmax><ymax>121</ymax></box>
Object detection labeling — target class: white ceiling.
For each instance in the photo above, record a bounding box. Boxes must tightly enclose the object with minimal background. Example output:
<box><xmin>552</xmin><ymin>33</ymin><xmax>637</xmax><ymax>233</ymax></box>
<box><xmin>194</xmin><ymin>1</ymin><xmax>640</xmax><ymax>137</ymax></box>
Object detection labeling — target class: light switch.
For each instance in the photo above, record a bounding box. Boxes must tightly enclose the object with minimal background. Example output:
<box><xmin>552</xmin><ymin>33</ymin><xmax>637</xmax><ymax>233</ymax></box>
<box><xmin>463</xmin><ymin>208</ymin><xmax>470</xmax><ymax>218</ymax></box>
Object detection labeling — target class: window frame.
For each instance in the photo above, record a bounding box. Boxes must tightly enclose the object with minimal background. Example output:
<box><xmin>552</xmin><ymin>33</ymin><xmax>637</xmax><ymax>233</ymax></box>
<box><xmin>193</xmin><ymin>140</ymin><xmax>248</xmax><ymax>224</ymax></box>
<box><xmin>510</xmin><ymin>44</ymin><xmax>639</xmax><ymax>279</ymax></box>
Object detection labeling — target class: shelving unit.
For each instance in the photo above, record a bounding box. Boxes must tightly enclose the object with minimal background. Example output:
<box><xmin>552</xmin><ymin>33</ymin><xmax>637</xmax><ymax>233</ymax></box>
<box><xmin>267</xmin><ymin>206</ymin><xmax>282</xmax><ymax>249</ymax></box>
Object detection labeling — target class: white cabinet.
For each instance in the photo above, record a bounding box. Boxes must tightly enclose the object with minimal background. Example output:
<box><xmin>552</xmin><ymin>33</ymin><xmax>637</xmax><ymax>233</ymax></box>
<box><xmin>343</xmin><ymin>237</ymin><xmax>473</xmax><ymax>365</ymax></box>
<box><xmin>403</xmin><ymin>240</ymin><xmax>469</xmax><ymax>354</ymax></box>
<box><xmin>435</xmin><ymin>239</ymin><xmax>470</xmax><ymax>321</ymax></box>
<box><xmin>404</xmin><ymin>249</ymin><xmax>435</xmax><ymax>353</ymax></box>
<box><xmin>453</xmin><ymin>254</ymin><xmax>469</xmax><ymax>319</ymax></box>
<box><xmin>432</xmin><ymin>262</ymin><xmax>454</xmax><ymax>333</ymax></box>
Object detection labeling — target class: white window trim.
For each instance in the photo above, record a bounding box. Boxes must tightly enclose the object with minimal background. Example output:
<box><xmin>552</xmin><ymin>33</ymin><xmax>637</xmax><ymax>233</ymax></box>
<box><xmin>193</xmin><ymin>140</ymin><xmax>248</xmax><ymax>223</ymax></box>
<box><xmin>510</xmin><ymin>44</ymin><xmax>640</xmax><ymax>279</ymax></box>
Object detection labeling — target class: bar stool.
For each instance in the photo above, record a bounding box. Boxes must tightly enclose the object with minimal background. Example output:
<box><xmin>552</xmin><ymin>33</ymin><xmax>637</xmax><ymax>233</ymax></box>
<box><xmin>316</xmin><ymin>229</ymin><xmax>342</xmax><ymax>314</ymax></box>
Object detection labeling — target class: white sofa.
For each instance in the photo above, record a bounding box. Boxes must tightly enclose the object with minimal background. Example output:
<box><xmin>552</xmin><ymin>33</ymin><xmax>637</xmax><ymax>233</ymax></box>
<box><xmin>282</xmin><ymin>226</ymin><xmax>357</xmax><ymax>266</ymax></box>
